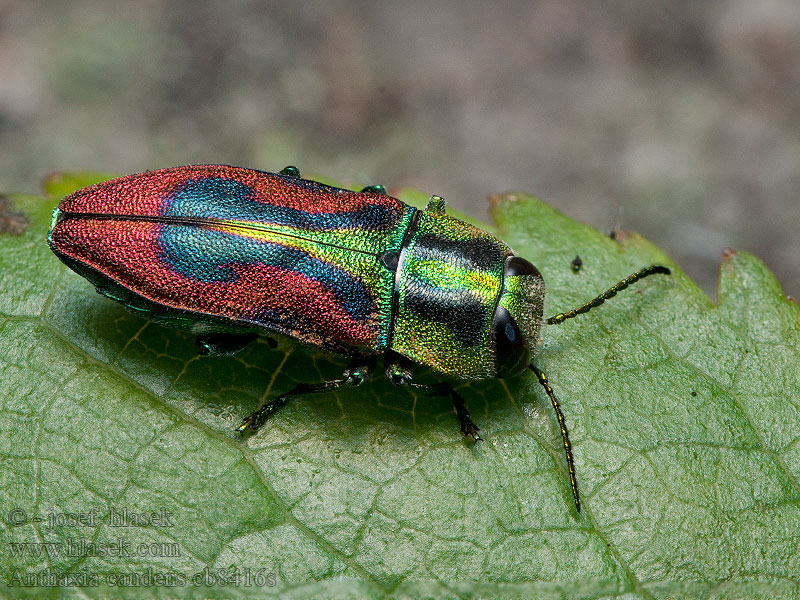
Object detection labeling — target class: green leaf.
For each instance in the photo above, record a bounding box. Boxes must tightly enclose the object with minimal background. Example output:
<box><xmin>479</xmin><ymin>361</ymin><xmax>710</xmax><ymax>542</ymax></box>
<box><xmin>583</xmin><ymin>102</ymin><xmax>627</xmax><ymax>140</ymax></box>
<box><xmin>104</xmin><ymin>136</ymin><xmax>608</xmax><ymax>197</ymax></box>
<box><xmin>1</xmin><ymin>175</ymin><xmax>798</xmax><ymax>599</ymax></box>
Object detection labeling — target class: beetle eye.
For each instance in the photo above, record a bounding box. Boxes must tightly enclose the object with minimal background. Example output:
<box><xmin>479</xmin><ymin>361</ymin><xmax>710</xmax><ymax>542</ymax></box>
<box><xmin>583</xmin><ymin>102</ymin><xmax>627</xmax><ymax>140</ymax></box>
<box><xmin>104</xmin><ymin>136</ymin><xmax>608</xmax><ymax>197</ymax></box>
<box><xmin>493</xmin><ymin>306</ymin><xmax>530</xmax><ymax>377</ymax></box>
<box><xmin>504</xmin><ymin>256</ymin><xmax>541</xmax><ymax>278</ymax></box>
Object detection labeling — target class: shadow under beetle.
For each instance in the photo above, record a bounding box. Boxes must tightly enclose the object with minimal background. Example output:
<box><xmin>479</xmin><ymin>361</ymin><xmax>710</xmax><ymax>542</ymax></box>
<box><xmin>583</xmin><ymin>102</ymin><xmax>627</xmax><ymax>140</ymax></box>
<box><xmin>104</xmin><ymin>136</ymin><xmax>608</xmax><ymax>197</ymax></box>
<box><xmin>47</xmin><ymin>164</ymin><xmax>670</xmax><ymax>512</ymax></box>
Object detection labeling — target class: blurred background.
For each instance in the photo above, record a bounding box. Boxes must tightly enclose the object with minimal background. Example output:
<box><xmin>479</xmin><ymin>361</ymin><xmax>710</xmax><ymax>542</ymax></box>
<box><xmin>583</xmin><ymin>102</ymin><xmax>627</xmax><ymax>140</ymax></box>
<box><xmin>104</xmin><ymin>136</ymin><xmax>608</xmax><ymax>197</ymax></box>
<box><xmin>1</xmin><ymin>0</ymin><xmax>798</xmax><ymax>299</ymax></box>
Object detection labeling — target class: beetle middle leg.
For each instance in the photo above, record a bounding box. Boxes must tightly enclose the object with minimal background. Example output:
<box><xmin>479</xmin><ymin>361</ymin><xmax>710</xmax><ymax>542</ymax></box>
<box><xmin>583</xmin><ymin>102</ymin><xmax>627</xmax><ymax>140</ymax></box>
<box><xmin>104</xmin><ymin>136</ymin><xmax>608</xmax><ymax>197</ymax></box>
<box><xmin>385</xmin><ymin>356</ymin><xmax>482</xmax><ymax>442</ymax></box>
<box><xmin>237</xmin><ymin>356</ymin><xmax>376</xmax><ymax>433</ymax></box>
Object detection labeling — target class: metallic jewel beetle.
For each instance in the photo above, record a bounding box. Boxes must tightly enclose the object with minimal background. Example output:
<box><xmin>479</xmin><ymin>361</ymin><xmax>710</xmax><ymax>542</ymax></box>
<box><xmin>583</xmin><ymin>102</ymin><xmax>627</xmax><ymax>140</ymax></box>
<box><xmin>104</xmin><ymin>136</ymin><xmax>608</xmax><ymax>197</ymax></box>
<box><xmin>47</xmin><ymin>164</ymin><xmax>670</xmax><ymax>511</ymax></box>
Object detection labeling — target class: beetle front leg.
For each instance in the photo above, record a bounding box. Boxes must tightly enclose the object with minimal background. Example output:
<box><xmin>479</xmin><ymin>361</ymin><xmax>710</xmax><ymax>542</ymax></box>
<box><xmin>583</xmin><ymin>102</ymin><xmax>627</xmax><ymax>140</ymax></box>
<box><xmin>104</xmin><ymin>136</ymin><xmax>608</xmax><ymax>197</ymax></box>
<box><xmin>386</xmin><ymin>361</ymin><xmax>482</xmax><ymax>442</ymax></box>
<box><xmin>237</xmin><ymin>357</ymin><xmax>376</xmax><ymax>434</ymax></box>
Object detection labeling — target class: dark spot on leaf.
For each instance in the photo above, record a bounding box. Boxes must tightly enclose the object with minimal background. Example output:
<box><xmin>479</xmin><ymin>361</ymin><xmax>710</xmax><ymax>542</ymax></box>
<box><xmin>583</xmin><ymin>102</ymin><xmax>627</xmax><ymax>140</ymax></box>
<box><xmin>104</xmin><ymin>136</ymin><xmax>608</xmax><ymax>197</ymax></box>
<box><xmin>571</xmin><ymin>255</ymin><xmax>583</xmax><ymax>273</ymax></box>
<box><xmin>0</xmin><ymin>195</ymin><xmax>27</xmax><ymax>235</ymax></box>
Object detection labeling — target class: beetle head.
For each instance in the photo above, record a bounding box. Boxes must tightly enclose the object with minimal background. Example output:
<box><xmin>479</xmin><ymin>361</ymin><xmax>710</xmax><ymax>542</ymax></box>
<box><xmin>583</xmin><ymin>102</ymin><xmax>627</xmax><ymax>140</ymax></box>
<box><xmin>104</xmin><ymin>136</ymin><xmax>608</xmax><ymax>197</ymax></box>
<box><xmin>493</xmin><ymin>256</ymin><xmax>545</xmax><ymax>377</ymax></box>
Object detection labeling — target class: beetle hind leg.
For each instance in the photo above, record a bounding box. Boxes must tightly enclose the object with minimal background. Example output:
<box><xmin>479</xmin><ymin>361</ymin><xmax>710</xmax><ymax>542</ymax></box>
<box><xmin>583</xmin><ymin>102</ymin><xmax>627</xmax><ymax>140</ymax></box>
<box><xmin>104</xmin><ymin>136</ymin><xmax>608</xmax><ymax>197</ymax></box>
<box><xmin>386</xmin><ymin>360</ymin><xmax>482</xmax><ymax>442</ymax></box>
<box><xmin>195</xmin><ymin>332</ymin><xmax>261</xmax><ymax>356</ymax></box>
<box><xmin>237</xmin><ymin>357</ymin><xmax>375</xmax><ymax>434</ymax></box>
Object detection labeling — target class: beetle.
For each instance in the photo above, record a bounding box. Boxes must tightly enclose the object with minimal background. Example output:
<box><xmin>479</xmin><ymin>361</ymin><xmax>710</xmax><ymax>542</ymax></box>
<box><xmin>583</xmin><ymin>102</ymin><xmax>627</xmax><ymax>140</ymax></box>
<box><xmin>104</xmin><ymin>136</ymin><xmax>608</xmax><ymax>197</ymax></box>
<box><xmin>47</xmin><ymin>164</ymin><xmax>670</xmax><ymax>512</ymax></box>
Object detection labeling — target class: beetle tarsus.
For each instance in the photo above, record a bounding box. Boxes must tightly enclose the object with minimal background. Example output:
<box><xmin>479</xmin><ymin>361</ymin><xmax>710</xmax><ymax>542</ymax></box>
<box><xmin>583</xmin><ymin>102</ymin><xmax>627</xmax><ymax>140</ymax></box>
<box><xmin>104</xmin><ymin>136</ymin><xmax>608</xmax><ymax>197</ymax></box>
<box><xmin>462</xmin><ymin>422</ymin><xmax>483</xmax><ymax>443</ymax></box>
<box><xmin>450</xmin><ymin>388</ymin><xmax>482</xmax><ymax>443</ymax></box>
<box><xmin>237</xmin><ymin>393</ymin><xmax>291</xmax><ymax>433</ymax></box>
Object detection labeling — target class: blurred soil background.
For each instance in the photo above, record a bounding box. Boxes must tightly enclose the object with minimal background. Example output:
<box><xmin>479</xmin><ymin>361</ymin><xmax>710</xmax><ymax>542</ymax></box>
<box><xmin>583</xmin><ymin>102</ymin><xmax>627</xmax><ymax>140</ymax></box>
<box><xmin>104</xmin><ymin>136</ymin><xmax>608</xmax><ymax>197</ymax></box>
<box><xmin>1</xmin><ymin>0</ymin><xmax>798</xmax><ymax>299</ymax></box>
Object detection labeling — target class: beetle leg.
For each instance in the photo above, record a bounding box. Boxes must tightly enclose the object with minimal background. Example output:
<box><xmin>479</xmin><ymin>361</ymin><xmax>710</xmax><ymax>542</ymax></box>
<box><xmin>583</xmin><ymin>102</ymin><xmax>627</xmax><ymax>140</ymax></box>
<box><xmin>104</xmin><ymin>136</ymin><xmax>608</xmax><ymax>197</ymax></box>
<box><xmin>237</xmin><ymin>356</ymin><xmax>375</xmax><ymax>434</ymax></box>
<box><xmin>279</xmin><ymin>165</ymin><xmax>300</xmax><ymax>177</ymax></box>
<box><xmin>424</xmin><ymin>195</ymin><xmax>447</xmax><ymax>214</ymax></box>
<box><xmin>385</xmin><ymin>361</ymin><xmax>482</xmax><ymax>442</ymax></box>
<box><xmin>195</xmin><ymin>333</ymin><xmax>261</xmax><ymax>356</ymax></box>
<box><xmin>360</xmin><ymin>184</ymin><xmax>388</xmax><ymax>195</ymax></box>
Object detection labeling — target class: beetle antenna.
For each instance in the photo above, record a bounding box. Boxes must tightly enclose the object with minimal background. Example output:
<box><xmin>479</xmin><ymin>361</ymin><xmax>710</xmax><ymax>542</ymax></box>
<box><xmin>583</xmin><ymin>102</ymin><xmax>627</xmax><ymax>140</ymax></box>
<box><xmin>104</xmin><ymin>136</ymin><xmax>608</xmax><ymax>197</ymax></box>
<box><xmin>529</xmin><ymin>364</ymin><xmax>580</xmax><ymax>512</ymax></box>
<box><xmin>546</xmin><ymin>265</ymin><xmax>670</xmax><ymax>325</ymax></box>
